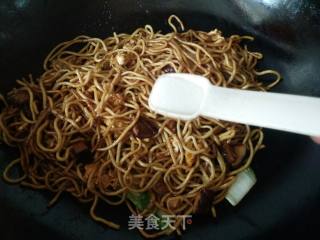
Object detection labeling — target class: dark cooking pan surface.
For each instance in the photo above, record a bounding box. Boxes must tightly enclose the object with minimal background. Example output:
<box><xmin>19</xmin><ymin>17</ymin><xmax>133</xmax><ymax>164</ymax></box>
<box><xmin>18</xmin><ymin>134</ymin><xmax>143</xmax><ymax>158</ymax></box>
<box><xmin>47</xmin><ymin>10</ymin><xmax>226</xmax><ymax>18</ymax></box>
<box><xmin>1</xmin><ymin>0</ymin><xmax>320</xmax><ymax>239</ymax></box>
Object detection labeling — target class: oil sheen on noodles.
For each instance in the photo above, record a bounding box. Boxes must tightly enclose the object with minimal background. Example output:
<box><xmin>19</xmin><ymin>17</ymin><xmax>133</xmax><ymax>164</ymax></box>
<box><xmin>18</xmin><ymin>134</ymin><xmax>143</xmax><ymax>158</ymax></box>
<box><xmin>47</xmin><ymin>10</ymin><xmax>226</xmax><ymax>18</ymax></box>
<box><xmin>0</xmin><ymin>15</ymin><xmax>280</xmax><ymax>238</ymax></box>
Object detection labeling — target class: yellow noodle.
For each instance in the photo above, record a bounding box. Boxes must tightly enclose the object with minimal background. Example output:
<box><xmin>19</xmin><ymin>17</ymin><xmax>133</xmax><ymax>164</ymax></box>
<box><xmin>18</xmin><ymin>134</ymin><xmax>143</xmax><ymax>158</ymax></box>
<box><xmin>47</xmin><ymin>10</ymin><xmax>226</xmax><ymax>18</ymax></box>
<box><xmin>0</xmin><ymin>15</ymin><xmax>281</xmax><ymax>238</ymax></box>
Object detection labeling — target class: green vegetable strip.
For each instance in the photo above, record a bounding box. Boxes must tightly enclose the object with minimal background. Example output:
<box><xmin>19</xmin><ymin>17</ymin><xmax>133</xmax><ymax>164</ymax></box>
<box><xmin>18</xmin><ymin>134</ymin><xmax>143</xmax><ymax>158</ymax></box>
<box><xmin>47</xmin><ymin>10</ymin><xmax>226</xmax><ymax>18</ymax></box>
<box><xmin>127</xmin><ymin>191</ymin><xmax>151</xmax><ymax>211</ymax></box>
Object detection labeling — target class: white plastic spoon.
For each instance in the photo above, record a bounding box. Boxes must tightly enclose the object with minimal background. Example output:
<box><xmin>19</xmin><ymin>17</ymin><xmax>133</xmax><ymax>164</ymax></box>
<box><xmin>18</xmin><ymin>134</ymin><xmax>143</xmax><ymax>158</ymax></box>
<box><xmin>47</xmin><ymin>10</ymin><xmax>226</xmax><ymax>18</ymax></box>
<box><xmin>148</xmin><ymin>73</ymin><xmax>320</xmax><ymax>136</ymax></box>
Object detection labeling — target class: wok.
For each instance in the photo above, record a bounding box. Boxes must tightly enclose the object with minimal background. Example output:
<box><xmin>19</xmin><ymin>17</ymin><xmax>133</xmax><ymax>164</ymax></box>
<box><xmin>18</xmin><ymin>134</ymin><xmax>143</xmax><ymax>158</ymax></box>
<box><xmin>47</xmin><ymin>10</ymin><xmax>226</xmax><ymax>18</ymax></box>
<box><xmin>0</xmin><ymin>0</ymin><xmax>320</xmax><ymax>239</ymax></box>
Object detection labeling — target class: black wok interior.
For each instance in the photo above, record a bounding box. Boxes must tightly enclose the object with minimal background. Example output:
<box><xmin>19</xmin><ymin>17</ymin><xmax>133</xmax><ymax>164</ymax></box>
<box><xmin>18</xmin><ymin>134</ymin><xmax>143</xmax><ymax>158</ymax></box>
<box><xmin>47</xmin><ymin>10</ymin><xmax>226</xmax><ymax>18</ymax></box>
<box><xmin>1</xmin><ymin>0</ymin><xmax>320</xmax><ymax>239</ymax></box>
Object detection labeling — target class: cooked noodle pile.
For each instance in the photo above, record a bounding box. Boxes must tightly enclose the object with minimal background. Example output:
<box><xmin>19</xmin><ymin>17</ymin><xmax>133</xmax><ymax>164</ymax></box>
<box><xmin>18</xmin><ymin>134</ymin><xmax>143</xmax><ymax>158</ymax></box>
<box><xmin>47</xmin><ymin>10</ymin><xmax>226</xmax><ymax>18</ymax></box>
<box><xmin>0</xmin><ymin>16</ymin><xmax>280</xmax><ymax>238</ymax></box>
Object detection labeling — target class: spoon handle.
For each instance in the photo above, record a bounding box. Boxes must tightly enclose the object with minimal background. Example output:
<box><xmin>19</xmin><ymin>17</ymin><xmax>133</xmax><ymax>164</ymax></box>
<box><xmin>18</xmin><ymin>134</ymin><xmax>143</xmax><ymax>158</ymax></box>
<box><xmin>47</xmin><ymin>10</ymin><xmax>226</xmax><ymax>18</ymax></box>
<box><xmin>201</xmin><ymin>85</ymin><xmax>320</xmax><ymax>136</ymax></box>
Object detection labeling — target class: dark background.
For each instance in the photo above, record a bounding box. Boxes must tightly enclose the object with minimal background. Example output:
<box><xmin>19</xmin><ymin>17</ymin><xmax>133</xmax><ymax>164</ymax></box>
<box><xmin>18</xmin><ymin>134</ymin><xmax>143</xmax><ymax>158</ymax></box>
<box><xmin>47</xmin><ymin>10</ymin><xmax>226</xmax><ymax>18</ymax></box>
<box><xmin>1</xmin><ymin>0</ymin><xmax>320</xmax><ymax>239</ymax></box>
